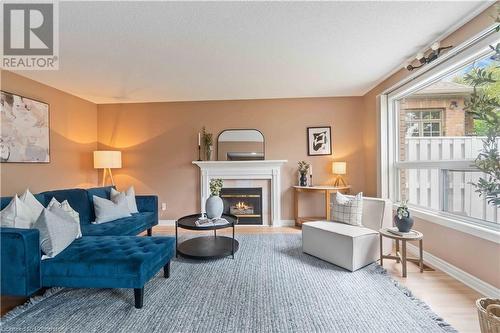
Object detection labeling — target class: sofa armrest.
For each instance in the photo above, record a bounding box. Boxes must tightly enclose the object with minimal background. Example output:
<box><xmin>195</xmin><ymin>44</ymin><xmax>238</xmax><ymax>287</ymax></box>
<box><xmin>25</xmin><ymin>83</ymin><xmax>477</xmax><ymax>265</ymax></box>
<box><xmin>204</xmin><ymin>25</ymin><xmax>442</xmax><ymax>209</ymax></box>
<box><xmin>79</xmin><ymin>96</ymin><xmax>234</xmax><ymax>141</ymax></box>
<box><xmin>136</xmin><ymin>195</ymin><xmax>158</xmax><ymax>213</ymax></box>
<box><xmin>1</xmin><ymin>227</ymin><xmax>41</xmax><ymax>296</ymax></box>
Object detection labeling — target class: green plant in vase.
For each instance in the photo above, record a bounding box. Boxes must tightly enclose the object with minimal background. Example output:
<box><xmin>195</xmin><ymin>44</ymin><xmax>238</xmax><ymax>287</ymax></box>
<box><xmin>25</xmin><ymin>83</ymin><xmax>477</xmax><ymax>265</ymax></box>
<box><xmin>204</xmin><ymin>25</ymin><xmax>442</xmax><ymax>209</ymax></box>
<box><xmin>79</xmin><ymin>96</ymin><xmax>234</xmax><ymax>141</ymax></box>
<box><xmin>206</xmin><ymin>178</ymin><xmax>224</xmax><ymax>219</ymax></box>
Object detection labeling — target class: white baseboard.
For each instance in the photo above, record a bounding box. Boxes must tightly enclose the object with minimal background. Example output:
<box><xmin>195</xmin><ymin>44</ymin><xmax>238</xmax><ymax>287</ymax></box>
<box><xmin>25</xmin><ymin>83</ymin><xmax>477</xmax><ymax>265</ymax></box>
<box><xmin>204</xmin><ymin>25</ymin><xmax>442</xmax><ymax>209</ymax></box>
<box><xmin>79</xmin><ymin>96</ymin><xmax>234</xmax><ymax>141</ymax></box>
<box><xmin>407</xmin><ymin>243</ymin><xmax>500</xmax><ymax>298</ymax></box>
<box><xmin>275</xmin><ymin>219</ymin><xmax>296</xmax><ymax>227</ymax></box>
<box><xmin>158</xmin><ymin>219</ymin><xmax>175</xmax><ymax>226</ymax></box>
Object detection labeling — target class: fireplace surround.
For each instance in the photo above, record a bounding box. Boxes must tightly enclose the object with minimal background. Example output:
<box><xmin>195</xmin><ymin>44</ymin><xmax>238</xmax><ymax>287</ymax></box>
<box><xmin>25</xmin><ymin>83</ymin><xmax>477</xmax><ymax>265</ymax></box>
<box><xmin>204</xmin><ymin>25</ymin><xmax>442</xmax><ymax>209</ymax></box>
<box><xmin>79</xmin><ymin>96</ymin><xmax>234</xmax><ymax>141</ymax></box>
<box><xmin>192</xmin><ymin>160</ymin><xmax>287</xmax><ymax>226</ymax></box>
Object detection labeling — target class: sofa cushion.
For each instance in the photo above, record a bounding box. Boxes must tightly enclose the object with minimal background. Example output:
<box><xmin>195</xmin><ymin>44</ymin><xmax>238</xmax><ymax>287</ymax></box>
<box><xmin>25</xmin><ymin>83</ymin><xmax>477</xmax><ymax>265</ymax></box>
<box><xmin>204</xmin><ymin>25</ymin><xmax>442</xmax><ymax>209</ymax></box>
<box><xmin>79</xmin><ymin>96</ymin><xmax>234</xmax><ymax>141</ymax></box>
<box><xmin>92</xmin><ymin>194</ymin><xmax>131</xmax><ymax>224</ymax></box>
<box><xmin>81</xmin><ymin>212</ymin><xmax>156</xmax><ymax>236</ymax></box>
<box><xmin>41</xmin><ymin>236</ymin><xmax>175</xmax><ymax>289</ymax></box>
<box><xmin>304</xmin><ymin>221</ymin><xmax>377</xmax><ymax>238</ymax></box>
<box><xmin>0</xmin><ymin>195</ymin><xmax>35</xmax><ymax>229</ymax></box>
<box><xmin>39</xmin><ymin>189</ymin><xmax>93</xmax><ymax>225</ymax></box>
<box><xmin>86</xmin><ymin>186</ymin><xmax>114</xmax><ymax>222</ymax></box>
<box><xmin>34</xmin><ymin>208</ymin><xmax>80</xmax><ymax>259</ymax></box>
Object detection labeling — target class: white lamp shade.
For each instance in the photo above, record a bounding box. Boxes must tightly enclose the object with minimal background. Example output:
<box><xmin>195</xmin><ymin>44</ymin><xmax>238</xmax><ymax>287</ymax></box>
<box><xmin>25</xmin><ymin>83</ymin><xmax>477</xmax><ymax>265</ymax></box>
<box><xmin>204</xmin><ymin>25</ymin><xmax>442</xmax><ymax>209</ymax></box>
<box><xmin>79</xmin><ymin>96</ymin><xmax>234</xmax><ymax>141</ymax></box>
<box><xmin>332</xmin><ymin>162</ymin><xmax>346</xmax><ymax>175</ymax></box>
<box><xmin>94</xmin><ymin>151</ymin><xmax>122</xmax><ymax>169</ymax></box>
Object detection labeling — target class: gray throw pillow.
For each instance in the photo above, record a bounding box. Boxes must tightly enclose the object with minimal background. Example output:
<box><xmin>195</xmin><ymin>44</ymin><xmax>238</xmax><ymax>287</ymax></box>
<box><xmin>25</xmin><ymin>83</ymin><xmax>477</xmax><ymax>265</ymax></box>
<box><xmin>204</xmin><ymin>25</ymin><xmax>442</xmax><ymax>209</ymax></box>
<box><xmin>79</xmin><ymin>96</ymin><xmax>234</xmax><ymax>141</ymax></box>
<box><xmin>111</xmin><ymin>186</ymin><xmax>139</xmax><ymax>214</ymax></box>
<box><xmin>33</xmin><ymin>208</ymin><xmax>79</xmax><ymax>259</ymax></box>
<box><xmin>92</xmin><ymin>193</ymin><xmax>131</xmax><ymax>224</ymax></box>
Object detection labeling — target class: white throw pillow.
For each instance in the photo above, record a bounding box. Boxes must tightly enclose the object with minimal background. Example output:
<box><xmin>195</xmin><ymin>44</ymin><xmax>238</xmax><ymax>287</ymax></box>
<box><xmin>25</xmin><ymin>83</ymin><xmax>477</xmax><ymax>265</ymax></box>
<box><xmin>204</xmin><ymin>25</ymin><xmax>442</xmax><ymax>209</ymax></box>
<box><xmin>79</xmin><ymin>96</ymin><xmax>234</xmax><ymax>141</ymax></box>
<box><xmin>33</xmin><ymin>208</ymin><xmax>79</xmax><ymax>259</ymax></box>
<box><xmin>93</xmin><ymin>193</ymin><xmax>131</xmax><ymax>224</ymax></box>
<box><xmin>0</xmin><ymin>195</ymin><xmax>35</xmax><ymax>229</ymax></box>
<box><xmin>20</xmin><ymin>189</ymin><xmax>44</xmax><ymax>220</ymax></box>
<box><xmin>47</xmin><ymin>198</ymin><xmax>82</xmax><ymax>238</ymax></box>
<box><xmin>111</xmin><ymin>186</ymin><xmax>139</xmax><ymax>213</ymax></box>
<box><xmin>331</xmin><ymin>192</ymin><xmax>363</xmax><ymax>226</ymax></box>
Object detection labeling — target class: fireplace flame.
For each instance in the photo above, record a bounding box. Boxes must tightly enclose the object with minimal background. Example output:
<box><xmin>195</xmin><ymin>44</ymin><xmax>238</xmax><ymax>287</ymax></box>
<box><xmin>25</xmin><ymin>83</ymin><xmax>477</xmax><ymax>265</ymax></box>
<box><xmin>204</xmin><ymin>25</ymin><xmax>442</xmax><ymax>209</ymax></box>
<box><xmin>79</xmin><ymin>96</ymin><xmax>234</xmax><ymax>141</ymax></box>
<box><xmin>235</xmin><ymin>201</ymin><xmax>250</xmax><ymax>210</ymax></box>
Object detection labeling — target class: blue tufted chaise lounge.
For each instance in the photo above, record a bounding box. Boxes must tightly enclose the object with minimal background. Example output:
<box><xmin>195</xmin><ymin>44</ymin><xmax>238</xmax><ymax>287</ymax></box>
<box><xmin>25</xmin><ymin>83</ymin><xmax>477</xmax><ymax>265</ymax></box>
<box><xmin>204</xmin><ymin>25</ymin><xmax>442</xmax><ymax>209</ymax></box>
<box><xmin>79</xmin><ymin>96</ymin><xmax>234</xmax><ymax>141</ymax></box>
<box><xmin>1</xmin><ymin>186</ymin><xmax>175</xmax><ymax>308</ymax></box>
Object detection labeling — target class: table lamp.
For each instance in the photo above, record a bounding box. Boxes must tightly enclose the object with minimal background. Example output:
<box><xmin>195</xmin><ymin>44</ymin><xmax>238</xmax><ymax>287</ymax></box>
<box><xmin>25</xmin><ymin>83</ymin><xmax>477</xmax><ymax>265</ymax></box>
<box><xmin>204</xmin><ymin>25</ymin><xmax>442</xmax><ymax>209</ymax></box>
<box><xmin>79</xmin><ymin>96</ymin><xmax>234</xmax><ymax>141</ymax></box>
<box><xmin>332</xmin><ymin>162</ymin><xmax>347</xmax><ymax>187</ymax></box>
<box><xmin>94</xmin><ymin>151</ymin><xmax>122</xmax><ymax>186</ymax></box>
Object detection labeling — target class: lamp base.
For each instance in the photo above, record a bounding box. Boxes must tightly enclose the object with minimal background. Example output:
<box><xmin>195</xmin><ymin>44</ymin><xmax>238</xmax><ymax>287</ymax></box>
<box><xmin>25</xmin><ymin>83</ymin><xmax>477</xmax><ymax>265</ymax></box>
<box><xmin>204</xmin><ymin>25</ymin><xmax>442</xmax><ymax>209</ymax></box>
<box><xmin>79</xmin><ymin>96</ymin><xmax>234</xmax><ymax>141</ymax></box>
<box><xmin>102</xmin><ymin>168</ymin><xmax>116</xmax><ymax>187</ymax></box>
<box><xmin>333</xmin><ymin>176</ymin><xmax>347</xmax><ymax>187</ymax></box>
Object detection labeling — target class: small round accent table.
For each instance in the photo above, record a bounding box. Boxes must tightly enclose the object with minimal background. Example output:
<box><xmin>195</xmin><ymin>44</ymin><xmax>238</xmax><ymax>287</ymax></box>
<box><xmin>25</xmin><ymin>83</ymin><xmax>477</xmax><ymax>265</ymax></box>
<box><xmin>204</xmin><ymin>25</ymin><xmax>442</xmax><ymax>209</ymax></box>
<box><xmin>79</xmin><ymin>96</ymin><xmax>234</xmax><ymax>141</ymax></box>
<box><xmin>379</xmin><ymin>228</ymin><xmax>424</xmax><ymax>278</ymax></box>
<box><xmin>176</xmin><ymin>214</ymin><xmax>239</xmax><ymax>260</ymax></box>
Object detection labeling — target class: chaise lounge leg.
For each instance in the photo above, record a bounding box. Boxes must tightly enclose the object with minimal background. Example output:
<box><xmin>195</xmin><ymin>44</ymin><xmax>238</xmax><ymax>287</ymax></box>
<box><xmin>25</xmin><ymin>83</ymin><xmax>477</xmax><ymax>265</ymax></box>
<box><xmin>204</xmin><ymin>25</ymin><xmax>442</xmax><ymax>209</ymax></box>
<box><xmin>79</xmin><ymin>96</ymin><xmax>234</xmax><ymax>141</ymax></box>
<box><xmin>147</xmin><ymin>228</ymin><xmax>152</xmax><ymax>236</ymax></box>
<box><xmin>134</xmin><ymin>288</ymin><xmax>144</xmax><ymax>309</ymax></box>
<box><xmin>164</xmin><ymin>261</ymin><xmax>170</xmax><ymax>278</ymax></box>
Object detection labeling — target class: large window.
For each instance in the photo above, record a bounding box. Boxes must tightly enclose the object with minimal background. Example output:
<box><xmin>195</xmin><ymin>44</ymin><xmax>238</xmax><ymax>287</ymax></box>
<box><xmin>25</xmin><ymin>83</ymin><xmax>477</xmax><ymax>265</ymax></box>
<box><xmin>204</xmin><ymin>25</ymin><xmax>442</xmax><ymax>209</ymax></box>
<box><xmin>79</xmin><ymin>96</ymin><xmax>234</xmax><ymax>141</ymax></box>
<box><xmin>382</xmin><ymin>31</ymin><xmax>499</xmax><ymax>232</ymax></box>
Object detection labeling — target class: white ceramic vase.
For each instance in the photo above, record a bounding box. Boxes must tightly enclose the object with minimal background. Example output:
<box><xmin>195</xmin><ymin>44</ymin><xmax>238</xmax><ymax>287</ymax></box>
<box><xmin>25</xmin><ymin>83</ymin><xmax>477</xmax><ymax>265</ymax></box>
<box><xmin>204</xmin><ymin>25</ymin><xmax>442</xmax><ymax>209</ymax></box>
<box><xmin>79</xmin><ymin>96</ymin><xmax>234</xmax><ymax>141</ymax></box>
<box><xmin>206</xmin><ymin>195</ymin><xmax>223</xmax><ymax>219</ymax></box>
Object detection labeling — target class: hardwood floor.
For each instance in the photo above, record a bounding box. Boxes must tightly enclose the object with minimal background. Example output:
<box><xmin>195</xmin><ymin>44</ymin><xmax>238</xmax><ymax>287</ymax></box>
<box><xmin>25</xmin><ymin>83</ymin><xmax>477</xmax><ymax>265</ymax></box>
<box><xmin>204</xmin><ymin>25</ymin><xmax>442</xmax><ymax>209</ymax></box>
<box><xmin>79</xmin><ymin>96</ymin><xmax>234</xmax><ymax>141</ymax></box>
<box><xmin>1</xmin><ymin>225</ymin><xmax>483</xmax><ymax>333</ymax></box>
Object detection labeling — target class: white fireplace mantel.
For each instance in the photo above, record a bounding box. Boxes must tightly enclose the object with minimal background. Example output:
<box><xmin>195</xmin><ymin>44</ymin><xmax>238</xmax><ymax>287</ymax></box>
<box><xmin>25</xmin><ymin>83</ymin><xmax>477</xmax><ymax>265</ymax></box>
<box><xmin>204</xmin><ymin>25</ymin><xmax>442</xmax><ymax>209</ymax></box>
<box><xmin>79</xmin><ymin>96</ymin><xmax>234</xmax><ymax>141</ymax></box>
<box><xmin>192</xmin><ymin>160</ymin><xmax>287</xmax><ymax>225</ymax></box>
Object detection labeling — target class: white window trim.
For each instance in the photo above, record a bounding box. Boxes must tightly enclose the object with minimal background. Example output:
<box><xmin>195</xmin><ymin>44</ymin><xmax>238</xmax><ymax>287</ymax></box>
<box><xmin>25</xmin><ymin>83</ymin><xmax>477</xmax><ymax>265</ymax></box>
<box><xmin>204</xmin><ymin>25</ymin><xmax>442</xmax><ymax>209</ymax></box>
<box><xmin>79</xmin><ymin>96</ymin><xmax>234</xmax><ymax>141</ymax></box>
<box><xmin>379</xmin><ymin>25</ymin><xmax>500</xmax><ymax>241</ymax></box>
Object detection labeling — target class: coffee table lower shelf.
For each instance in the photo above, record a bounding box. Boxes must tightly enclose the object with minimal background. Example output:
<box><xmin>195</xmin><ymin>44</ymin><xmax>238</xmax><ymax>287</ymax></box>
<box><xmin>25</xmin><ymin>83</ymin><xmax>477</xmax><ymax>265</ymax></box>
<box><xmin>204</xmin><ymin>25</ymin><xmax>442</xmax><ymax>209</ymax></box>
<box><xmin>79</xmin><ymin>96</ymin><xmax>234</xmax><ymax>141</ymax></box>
<box><xmin>177</xmin><ymin>236</ymin><xmax>239</xmax><ymax>259</ymax></box>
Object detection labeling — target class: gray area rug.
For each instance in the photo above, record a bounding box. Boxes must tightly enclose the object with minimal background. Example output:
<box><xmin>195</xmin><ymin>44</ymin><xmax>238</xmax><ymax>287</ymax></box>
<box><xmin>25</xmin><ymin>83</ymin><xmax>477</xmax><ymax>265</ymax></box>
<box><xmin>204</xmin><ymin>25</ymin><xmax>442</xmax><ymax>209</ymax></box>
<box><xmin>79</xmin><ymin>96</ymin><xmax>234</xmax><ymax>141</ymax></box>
<box><xmin>1</xmin><ymin>234</ymin><xmax>455</xmax><ymax>333</ymax></box>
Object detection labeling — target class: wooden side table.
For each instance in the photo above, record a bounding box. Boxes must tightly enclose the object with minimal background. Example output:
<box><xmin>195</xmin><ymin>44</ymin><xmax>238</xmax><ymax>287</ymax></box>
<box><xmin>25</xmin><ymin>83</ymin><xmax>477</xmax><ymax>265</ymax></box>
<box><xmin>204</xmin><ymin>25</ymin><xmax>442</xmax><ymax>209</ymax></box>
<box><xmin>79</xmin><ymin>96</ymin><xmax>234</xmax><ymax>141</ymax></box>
<box><xmin>379</xmin><ymin>228</ymin><xmax>424</xmax><ymax>278</ymax></box>
<box><xmin>293</xmin><ymin>185</ymin><xmax>351</xmax><ymax>227</ymax></box>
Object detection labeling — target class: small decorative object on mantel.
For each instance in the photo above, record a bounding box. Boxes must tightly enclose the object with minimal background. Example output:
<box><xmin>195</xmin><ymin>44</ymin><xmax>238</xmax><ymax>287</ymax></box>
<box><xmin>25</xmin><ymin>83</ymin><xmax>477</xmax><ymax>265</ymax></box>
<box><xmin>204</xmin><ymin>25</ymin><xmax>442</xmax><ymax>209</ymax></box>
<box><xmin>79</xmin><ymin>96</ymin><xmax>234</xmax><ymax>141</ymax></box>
<box><xmin>394</xmin><ymin>200</ymin><xmax>414</xmax><ymax>233</ymax></box>
<box><xmin>197</xmin><ymin>132</ymin><xmax>202</xmax><ymax>161</ymax></box>
<box><xmin>297</xmin><ymin>161</ymin><xmax>310</xmax><ymax>187</ymax></box>
<box><xmin>206</xmin><ymin>178</ymin><xmax>224</xmax><ymax>219</ymax></box>
<box><xmin>404</xmin><ymin>41</ymin><xmax>452</xmax><ymax>71</ymax></box>
<box><xmin>307</xmin><ymin>126</ymin><xmax>332</xmax><ymax>156</ymax></box>
<box><xmin>202</xmin><ymin>126</ymin><xmax>213</xmax><ymax>161</ymax></box>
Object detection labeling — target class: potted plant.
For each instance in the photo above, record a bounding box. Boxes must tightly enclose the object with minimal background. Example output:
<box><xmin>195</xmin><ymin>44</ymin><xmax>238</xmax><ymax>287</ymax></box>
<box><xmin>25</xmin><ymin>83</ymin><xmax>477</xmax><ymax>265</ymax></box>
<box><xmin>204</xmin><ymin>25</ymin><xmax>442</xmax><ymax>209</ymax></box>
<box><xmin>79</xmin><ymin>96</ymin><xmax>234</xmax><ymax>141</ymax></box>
<box><xmin>206</xmin><ymin>178</ymin><xmax>224</xmax><ymax>219</ymax></box>
<box><xmin>202</xmin><ymin>127</ymin><xmax>213</xmax><ymax>161</ymax></box>
<box><xmin>298</xmin><ymin>161</ymin><xmax>310</xmax><ymax>186</ymax></box>
<box><xmin>394</xmin><ymin>201</ymin><xmax>414</xmax><ymax>232</ymax></box>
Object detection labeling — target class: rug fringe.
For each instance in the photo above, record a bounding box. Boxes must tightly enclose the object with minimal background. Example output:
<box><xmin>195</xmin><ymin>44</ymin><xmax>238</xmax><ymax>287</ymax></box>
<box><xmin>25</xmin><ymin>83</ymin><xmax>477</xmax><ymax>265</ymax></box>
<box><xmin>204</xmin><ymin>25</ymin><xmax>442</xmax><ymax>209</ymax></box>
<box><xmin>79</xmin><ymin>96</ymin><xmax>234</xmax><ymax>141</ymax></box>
<box><xmin>372</xmin><ymin>264</ymin><xmax>458</xmax><ymax>333</ymax></box>
<box><xmin>1</xmin><ymin>287</ymin><xmax>64</xmax><ymax>324</ymax></box>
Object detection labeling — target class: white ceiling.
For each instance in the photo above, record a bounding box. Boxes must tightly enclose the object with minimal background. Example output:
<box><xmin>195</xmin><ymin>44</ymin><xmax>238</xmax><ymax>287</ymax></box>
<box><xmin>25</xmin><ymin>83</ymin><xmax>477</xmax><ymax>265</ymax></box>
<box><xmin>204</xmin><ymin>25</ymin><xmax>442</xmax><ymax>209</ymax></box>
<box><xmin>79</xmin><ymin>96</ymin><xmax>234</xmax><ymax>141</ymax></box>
<box><xmin>14</xmin><ymin>1</ymin><xmax>493</xmax><ymax>104</ymax></box>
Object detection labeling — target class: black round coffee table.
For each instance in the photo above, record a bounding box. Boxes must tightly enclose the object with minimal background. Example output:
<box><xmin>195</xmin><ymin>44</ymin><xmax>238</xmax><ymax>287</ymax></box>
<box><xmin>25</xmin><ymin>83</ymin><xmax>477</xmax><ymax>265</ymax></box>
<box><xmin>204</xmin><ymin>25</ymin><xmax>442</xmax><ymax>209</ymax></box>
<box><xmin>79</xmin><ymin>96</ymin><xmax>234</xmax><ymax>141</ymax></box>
<box><xmin>175</xmin><ymin>214</ymin><xmax>239</xmax><ymax>259</ymax></box>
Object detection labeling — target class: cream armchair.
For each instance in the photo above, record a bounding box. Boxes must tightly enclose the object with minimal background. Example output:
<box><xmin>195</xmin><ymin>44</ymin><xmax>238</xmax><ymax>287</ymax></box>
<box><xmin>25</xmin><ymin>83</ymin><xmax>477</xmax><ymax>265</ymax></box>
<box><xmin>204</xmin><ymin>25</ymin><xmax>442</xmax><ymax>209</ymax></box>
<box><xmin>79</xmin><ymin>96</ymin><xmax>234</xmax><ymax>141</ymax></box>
<box><xmin>302</xmin><ymin>196</ymin><xmax>392</xmax><ymax>271</ymax></box>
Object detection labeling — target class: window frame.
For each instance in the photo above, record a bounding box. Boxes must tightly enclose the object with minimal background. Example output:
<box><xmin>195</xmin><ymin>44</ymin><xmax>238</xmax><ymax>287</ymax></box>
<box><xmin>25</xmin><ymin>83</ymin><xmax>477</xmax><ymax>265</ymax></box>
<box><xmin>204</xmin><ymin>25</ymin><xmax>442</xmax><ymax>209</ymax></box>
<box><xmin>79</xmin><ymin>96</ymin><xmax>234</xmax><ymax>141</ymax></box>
<box><xmin>403</xmin><ymin>108</ymin><xmax>443</xmax><ymax>137</ymax></box>
<box><xmin>378</xmin><ymin>25</ymin><xmax>500</xmax><ymax>242</ymax></box>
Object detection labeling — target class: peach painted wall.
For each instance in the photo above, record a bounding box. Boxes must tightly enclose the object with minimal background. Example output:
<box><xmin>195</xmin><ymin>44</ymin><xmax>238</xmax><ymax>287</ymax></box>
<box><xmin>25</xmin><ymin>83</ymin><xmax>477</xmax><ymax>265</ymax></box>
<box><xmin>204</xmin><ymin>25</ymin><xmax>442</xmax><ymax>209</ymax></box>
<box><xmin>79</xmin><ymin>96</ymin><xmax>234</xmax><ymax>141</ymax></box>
<box><xmin>97</xmin><ymin>97</ymin><xmax>365</xmax><ymax>220</ymax></box>
<box><xmin>0</xmin><ymin>70</ymin><xmax>98</xmax><ymax>196</ymax></box>
<box><xmin>361</xmin><ymin>4</ymin><xmax>500</xmax><ymax>289</ymax></box>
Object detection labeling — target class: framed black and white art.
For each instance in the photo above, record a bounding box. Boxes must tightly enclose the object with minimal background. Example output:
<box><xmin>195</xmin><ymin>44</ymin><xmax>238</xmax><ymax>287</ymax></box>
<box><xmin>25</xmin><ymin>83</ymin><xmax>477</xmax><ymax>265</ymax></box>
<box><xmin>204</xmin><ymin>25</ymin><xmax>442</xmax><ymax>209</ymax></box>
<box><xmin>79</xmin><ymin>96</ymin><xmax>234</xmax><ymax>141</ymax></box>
<box><xmin>307</xmin><ymin>126</ymin><xmax>332</xmax><ymax>156</ymax></box>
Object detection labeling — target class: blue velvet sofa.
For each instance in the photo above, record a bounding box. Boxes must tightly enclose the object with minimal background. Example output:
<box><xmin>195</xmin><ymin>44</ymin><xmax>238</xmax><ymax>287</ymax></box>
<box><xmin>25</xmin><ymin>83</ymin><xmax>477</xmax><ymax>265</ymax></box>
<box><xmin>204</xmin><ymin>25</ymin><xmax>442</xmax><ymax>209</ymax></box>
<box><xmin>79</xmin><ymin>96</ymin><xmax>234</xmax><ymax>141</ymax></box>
<box><xmin>1</xmin><ymin>186</ymin><xmax>175</xmax><ymax>308</ymax></box>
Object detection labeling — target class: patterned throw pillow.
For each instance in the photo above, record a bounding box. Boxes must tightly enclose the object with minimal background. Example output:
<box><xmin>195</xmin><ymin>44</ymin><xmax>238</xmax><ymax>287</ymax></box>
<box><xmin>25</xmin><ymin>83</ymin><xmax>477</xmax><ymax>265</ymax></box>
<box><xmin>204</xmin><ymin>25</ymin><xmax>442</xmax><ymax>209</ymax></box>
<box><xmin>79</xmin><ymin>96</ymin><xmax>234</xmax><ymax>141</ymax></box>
<box><xmin>47</xmin><ymin>197</ymin><xmax>82</xmax><ymax>237</ymax></box>
<box><xmin>331</xmin><ymin>192</ymin><xmax>363</xmax><ymax>226</ymax></box>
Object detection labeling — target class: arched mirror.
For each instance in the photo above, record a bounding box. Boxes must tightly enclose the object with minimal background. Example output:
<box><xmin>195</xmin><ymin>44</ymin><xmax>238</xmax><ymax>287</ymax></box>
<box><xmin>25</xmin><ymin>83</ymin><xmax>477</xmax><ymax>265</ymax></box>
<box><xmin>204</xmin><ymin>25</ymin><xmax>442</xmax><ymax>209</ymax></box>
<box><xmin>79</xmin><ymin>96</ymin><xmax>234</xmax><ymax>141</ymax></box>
<box><xmin>217</xmin><ymin>129</ymin><xmax>265</xmax><ymax>161</ymax></box>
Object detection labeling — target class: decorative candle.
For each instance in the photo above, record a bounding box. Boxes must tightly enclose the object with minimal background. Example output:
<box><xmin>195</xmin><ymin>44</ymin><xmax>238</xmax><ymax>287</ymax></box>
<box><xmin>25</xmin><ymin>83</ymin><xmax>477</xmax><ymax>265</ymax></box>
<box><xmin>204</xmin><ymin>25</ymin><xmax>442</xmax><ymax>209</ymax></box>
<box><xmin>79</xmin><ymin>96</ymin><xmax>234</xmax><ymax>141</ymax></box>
<box><xmin>198</xmin><ymin>132</ymin><xmax>201</xmax><ymax>146</ymax></box>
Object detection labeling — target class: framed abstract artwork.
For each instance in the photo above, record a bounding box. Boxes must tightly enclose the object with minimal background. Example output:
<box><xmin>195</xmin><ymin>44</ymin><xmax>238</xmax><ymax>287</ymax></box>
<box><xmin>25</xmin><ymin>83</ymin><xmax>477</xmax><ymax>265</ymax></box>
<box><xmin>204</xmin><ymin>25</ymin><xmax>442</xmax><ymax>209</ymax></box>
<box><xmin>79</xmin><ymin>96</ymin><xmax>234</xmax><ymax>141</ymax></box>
<box><xmin>307</xmin><ymin>126</ymin><xmax>332</xmax><ymax>156</ymax></box>
<box><xmin>1</xmin><ymin>91</ymin><xmax>50</xmax><ymax>163</ymax></box>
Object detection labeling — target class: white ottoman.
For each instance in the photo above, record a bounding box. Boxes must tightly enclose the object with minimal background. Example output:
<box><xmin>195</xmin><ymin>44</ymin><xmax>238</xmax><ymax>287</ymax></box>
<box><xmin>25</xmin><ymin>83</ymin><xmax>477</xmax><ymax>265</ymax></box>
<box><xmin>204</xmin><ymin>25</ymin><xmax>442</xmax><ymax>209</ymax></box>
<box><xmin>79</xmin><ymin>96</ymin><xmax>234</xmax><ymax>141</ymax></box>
<box><xmin>302</xmin><ymin>221</ymin><xmax>379</xmax><ymax>271</ymax></box>
<box><xmin>302</xmin><ymin>196</ymin><xmax>392</xmax><ymax>271</ymax></box>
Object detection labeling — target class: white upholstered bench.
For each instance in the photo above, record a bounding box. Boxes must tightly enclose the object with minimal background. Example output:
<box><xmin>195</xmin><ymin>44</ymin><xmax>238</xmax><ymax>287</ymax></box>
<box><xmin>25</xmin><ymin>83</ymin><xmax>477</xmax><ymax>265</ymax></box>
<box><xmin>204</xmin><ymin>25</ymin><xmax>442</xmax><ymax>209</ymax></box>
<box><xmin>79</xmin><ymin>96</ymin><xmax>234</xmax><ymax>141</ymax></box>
<box><xmin>302</xmin><ymin>196</ymin><xmax>392</xmax><ymax>271</ymax></box>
